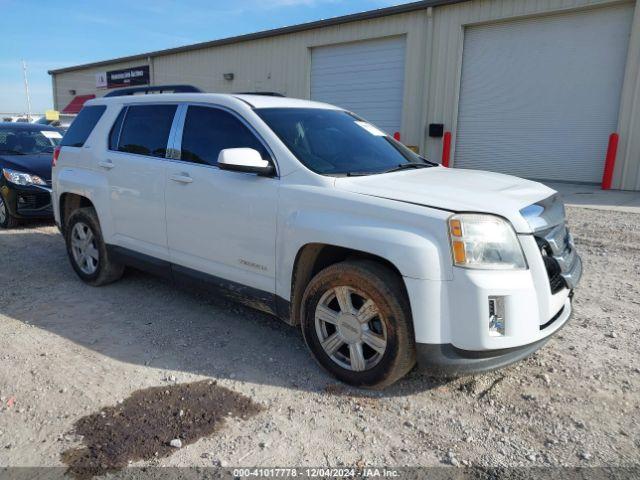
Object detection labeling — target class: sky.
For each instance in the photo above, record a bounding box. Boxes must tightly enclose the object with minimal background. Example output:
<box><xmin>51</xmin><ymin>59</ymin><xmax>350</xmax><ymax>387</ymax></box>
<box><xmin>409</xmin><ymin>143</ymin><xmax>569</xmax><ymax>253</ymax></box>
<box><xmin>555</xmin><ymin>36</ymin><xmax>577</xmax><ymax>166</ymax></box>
<box><xmin>0</xmin><ymin>0</ymin><xmax>412</xmax><ymax>114</ymax></box>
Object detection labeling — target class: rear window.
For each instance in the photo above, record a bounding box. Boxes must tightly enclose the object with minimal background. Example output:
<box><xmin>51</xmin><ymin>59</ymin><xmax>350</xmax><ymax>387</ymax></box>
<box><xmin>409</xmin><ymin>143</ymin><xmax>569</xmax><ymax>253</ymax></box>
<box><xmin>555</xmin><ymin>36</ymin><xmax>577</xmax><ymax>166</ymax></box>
<box><xmin>117</xmin><ymin>105</ymin><xmax>177</xmax><ymax>158</ymax></box>
<box><xmin>60</xmin><ymin>105</ymin><xmax>106</xmax><ymax>147</ymax></box>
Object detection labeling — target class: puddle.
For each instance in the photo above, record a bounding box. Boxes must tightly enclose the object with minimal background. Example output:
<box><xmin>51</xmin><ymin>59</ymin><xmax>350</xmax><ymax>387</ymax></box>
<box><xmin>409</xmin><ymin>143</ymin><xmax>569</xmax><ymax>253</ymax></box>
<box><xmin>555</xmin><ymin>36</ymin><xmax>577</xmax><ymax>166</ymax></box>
<box><xmin>61</xmin><ymin>380</ymin><xmax>263</xmax><ymax>479</ymax></box>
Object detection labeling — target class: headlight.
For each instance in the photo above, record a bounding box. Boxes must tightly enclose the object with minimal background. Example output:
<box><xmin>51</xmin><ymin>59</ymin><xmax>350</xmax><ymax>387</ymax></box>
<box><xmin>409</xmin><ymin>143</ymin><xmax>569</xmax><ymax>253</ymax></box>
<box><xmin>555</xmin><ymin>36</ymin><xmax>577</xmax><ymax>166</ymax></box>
<box><xmin>2</xmin><ymin>168</ymin><xmax>46</xmax><ymax>186</ymax></box>
<box><xmin>448</xmin><ymin>214</ymin><xmax>527</xmax><ymax>270</ymax></box>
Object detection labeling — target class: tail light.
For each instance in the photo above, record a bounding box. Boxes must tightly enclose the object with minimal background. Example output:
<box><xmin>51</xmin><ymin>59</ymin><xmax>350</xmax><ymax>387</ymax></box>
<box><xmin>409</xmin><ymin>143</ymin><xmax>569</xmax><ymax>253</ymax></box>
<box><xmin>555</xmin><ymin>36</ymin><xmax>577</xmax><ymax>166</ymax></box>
<box><xmin>52</xmin><ymin>146</ymin><xmax>61</xmax><ymax>167</ymax></box>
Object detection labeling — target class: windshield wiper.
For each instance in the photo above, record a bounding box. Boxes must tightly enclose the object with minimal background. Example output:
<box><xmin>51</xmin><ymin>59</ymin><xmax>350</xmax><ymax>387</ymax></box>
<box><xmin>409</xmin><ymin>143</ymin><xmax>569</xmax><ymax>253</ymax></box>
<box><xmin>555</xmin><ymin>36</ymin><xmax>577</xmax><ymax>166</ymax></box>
<box><xmin>384</xmin><ymin>162</ymin><xmax>432</xmax><ymax>173</ymax></box>
<box><xmin>345</xmin><ymin>171</ymin><xmax>377</xmax><ymax>177</ymax></box>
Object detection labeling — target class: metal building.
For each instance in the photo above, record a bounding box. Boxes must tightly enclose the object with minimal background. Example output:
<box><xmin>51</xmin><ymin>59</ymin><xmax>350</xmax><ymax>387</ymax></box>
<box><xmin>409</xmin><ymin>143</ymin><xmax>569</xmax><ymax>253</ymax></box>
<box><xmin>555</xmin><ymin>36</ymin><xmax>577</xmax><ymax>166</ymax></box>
<box><xmin>49</xmin><ymin>0</ymin><xmax>640</xmax><ymax>191</ymax></box>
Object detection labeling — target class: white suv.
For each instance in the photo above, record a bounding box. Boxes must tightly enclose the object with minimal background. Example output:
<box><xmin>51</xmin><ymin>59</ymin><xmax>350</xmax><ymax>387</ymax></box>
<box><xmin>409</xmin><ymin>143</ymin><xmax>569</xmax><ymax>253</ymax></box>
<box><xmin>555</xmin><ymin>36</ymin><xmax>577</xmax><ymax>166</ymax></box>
<box><xmin>52</xmin><ymin>89</ymin><xmax>582</xmax><ymax>388</ymax></box>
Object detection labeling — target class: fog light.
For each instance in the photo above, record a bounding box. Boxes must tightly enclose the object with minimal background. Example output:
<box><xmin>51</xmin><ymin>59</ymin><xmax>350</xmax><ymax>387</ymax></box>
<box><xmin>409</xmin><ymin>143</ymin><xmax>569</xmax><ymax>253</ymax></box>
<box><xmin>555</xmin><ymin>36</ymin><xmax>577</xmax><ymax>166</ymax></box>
<box><xmin>488</xmin><ymin>296</ymin><xmax>505</xmax><ymax>336</ymax></box>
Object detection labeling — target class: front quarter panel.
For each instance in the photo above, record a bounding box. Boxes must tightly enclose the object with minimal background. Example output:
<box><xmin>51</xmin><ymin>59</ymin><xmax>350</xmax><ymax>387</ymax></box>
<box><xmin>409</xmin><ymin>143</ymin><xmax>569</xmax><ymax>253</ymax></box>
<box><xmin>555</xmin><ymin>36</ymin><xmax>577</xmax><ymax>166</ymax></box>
<box><xmin>276</xmin><ymin>184</ymin><xmax>452</xmax><ymax>301</ymax></box>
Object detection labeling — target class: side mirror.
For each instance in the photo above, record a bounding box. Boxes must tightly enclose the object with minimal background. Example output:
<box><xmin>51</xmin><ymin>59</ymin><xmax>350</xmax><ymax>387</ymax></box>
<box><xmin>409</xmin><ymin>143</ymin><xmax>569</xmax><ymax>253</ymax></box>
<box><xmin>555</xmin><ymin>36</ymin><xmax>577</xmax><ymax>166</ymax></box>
<box><xmin>217</xmin><ymin>148</ymin><xmax>275</xmax><ymax>176</ymax></box>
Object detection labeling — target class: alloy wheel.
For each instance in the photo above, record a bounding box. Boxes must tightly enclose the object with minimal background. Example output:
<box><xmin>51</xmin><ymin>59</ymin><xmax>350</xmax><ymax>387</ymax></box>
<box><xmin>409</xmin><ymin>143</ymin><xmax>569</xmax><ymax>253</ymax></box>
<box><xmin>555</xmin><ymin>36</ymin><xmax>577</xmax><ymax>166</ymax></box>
<box><xmin>314</xmin><ymin>286</ymin><xmax>387</xmax><ymax>372</ymax></box>
<box><xmin>71</xmin><ymin>222</ymin><xmax>99</xmax><ymax>275</ymax></box>
<box><xmin>0</xmin><ymin>196</ymin><xmax>6</xmax><ymax>225</ymax></box>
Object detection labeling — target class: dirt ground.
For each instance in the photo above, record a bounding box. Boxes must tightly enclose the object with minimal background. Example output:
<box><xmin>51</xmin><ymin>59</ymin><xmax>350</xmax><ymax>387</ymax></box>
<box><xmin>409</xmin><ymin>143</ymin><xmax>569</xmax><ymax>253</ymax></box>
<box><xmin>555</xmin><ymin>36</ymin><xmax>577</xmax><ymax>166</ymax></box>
<box><xmin>0</xmin><ymin>206</ymin><xmax>638</xmax><ymax>471</ymax></box>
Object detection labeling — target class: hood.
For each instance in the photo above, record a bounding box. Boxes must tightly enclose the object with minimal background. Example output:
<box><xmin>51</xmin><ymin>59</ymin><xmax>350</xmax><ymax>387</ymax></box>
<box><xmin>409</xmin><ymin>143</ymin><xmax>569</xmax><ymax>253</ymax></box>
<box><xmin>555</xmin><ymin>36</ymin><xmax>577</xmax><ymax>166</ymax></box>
<box><xmin>334</xmin><ymin>166</ymin><xmax>556</xmax><ymax>233</ymax></box>
<box><xmin>0</xmin><ymin>153</ymin><xmax>53</xmax><ymax>182</ymax></box>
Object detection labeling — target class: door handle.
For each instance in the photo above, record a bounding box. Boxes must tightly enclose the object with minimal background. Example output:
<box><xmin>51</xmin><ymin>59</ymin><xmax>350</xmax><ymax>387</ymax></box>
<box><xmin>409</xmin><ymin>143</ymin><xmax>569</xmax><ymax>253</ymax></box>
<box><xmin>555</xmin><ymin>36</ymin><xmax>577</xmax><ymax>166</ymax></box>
<box><xmin>98</xmin><ymin>160</ymin><xmax>115</xmax><ymax>170</ymax></box>
<box><xmin>170</xmin><ymin>173</ymin><xmax>193</xmax><ymax>184</ymax></box>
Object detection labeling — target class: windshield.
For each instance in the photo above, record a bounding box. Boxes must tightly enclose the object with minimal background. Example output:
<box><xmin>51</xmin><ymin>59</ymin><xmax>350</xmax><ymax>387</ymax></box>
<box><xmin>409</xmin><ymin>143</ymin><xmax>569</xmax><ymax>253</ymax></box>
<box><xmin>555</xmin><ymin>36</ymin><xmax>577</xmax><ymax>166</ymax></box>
<box><xmin>256</xmin><ymin>108</ymin><xmax>433</xmax><ymax>175</ymax></box>
<box><xmin>0</xmin><ymin>127</ymin><xmax>62</xmax><ymax>155</ymax></box>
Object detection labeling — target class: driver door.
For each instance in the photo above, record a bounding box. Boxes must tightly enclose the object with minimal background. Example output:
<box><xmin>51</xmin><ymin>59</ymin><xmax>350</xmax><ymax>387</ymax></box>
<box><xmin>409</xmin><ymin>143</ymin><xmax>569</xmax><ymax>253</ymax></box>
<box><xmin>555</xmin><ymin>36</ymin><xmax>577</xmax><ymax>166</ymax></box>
<box><xmin>165</xmin><ymin>105</ymin><xmax>278</xmax><ymax>295</ymax></box>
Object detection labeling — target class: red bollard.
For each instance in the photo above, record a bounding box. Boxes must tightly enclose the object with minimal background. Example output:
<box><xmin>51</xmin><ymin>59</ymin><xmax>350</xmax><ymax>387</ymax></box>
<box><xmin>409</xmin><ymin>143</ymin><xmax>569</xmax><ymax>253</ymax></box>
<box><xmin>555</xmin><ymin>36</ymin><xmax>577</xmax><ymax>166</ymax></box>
<box><xmin>442</xmin><ymin>131</ymin><xmax>452</xmax><ymax>167</ymax></box>
<box><xmin>602</xmin><ymin>133</ymin><xmax>619</xmax><ymax>190</ymax></box>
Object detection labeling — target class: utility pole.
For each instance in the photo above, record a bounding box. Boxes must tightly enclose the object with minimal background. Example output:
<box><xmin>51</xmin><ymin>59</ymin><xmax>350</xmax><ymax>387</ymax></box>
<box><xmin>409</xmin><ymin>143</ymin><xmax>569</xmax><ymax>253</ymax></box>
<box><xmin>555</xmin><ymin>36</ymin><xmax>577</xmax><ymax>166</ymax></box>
<box><xmin>22</xmin><ymin>60</ymin><xmax>32</xmax><ymax>121</ymax></box>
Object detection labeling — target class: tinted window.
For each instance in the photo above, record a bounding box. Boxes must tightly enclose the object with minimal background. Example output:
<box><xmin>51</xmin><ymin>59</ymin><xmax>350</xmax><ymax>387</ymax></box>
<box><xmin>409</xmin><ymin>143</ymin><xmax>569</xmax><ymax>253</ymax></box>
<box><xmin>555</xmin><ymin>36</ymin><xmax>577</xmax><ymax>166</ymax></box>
<box><xmin>256</xmin><ymin>108</ymin><xmax>430</xmax><ymax>175</ymax></box>
<box><xmin>108</xmin><ymin>108</ymin><xmax>126</xmax><ymax>150</ymax></box>
<box><xmin>118</xmin><ymin>105</ymin><xmax>177</xmax><ymax>158</ymax></box>
<box><xmin>60</xmin><ymin>105</ymin><xmax>106</xmax><ymax>147</ymax></box>
<box><xmin>180</xmin><ymin>106</ymin><xmax>268</xmax><ymax>165</ymax></box>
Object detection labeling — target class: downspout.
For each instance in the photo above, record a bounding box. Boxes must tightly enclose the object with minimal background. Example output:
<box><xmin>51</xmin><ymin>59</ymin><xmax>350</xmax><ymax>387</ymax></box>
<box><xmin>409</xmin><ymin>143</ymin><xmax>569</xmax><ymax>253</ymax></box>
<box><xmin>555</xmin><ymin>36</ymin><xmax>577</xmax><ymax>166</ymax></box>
<box><xmin>419</xmin><ymin>6</ymin><xmax>434</xmax><ymax>156</ymax></box>
<box><xmin>148</xmin><ymin>56</ymin><xmax>155</xmax><ymax>86</ymax></box>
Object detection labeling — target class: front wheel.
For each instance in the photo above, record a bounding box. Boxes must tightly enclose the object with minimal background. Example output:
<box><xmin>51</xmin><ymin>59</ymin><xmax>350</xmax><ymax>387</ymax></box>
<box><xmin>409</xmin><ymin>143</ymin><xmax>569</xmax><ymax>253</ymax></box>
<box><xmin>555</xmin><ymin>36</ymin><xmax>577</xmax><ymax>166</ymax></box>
<box><xmin>301</xmin><ymin>260</ymin><xmax>416</xmax><ymax>388</ymax></box>
<box><xmin>65</xmin><ymin>207</ymin><xmax>124</xmax><ymax>286</ymax></box>
<box><xmin>0</xmin><ymin>193</ymin><xmax>19</xmax><ymax>228</ymax></box>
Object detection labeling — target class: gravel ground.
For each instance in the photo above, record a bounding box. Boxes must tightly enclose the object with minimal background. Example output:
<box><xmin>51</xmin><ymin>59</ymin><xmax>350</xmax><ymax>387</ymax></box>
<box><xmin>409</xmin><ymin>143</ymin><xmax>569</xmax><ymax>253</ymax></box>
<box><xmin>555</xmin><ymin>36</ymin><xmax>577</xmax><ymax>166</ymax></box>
<box><xmin>0</xmin><ymin>206</ymin><xmax>638</xmax><ymax>471</ymax></box>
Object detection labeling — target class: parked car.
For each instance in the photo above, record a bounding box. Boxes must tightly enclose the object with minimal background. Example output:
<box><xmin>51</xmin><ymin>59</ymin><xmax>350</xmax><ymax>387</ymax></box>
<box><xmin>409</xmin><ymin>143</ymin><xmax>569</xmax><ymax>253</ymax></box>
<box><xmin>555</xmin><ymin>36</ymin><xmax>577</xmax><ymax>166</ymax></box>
<box><xmin>51</xmin><ymin>90</ymin><xmax>582</xmax><ymax>388</ymax></box>
<box><xmin>0</xmin><ymin>122</ymin><xmax>61</xmax><ymax>228</ymax></box>
<box><xmin>2</xmin><ymin>116</ymin><xmax>31</xmax><ymax>123</ymax></box>
<box><xmin>32</xmin><ymin>113</ymin><xmax>76</xmax><ymax>131</ymax></box>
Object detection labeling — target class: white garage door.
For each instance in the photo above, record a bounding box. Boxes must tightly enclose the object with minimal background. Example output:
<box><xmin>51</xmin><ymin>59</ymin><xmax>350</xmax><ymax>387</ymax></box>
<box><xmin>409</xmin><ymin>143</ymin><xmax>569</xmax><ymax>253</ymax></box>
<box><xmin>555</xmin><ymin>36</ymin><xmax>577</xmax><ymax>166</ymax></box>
<box><xmin>454</xmin><ymin>4</ymin><xmax>633</xmax><ymax>183</ymax></box>
<box><xmin>311</xmin><ymin>37</ymin><xmax>406</xmax><ymax>135</ymax></box>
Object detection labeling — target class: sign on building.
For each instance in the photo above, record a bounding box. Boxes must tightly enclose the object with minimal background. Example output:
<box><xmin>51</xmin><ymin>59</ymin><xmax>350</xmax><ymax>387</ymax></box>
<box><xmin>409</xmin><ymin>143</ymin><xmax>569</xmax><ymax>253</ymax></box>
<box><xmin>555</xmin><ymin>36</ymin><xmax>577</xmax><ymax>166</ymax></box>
<box><xmin>96</xmin><ymin>72</ymin><xmax>107</xmax><ymax>89</ymax></box>
<box><xmin>104</xmin><ymin>65</ymin><xmax>150</xmax><ymax>89</ymax></box>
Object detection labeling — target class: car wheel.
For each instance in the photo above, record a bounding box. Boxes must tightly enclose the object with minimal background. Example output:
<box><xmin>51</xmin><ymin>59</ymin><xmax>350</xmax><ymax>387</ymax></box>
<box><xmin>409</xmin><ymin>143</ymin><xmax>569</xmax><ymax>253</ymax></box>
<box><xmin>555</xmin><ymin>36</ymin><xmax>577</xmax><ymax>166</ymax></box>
<box><xmin>65</xmin><ymin>207</ymin><xmax>124</xmax><ymax>286</ymax></box>
<box><xmin>301</xmin><ymin>259</ymin><xmax>416</xmax><ymax>388</ymax></box>
<box><xmin>0</xmin><ymin>193</ymin><xmax>19</xmax><ymax>229</ymax></box>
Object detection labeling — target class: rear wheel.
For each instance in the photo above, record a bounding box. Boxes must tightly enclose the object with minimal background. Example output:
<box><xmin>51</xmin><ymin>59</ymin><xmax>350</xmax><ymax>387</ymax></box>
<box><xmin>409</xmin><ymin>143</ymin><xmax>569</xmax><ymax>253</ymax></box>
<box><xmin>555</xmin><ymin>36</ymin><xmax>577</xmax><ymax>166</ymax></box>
<box><xmin>65</xmin><ymin>207</ymin><xmax>124</xmax><ymax>286</ymax></box>
<box><xmin>0</xmin><ymin>194</ymin><xmax>19</xmax><ymax>229</ymax></box>
<box><xmin>301</xmin><ymin>260</ymin><xmax>416</xmax><ymax>388</ymax></box>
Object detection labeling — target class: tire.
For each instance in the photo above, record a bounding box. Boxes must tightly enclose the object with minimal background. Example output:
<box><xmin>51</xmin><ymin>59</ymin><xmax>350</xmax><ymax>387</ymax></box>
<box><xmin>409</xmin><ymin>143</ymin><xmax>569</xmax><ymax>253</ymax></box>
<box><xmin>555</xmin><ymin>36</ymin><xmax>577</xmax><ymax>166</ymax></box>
<box><xmin>301</xmin><ymin>259</ymin><xmax>416</xmax><ymax>388</ymax></box>
<box><xmin>64</xmin><ymin>207</ymin><xmax>124</xmax><ymax>286</ymax></box>
<box><xmin>0</xmin><ymin>193</ymin><xmax>19</xmax><ymax>229</ymax></box>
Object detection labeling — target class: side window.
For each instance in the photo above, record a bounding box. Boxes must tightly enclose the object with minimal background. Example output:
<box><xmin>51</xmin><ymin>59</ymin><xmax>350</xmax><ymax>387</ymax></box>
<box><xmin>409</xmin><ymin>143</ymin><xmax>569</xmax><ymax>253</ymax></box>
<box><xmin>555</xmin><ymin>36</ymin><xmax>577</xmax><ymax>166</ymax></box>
<box><xmin>180</xmin><ymin>106</ymin><xmax>269</xmax><ymax>165</ymax></box>
<box><xmin>60</xmin><ymin>105</ymin><xmax>106</xmax><ymax>147</ymax></box>
<box><xmin>117</xmin><ymin>104</ymin><xmax>177</xmax><ymax>158</ymax></box>
<box><xmin>108</xmin><ymin>108</ymin><xmax>126</xmax><ymax>151</ymax></box>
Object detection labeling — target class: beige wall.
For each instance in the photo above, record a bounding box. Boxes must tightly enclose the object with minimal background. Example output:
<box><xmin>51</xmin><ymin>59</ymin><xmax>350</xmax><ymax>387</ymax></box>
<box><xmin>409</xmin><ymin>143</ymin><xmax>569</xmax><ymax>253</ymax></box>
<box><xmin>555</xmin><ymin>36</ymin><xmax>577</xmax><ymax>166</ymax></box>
<box><xmin>615</xmin><ymin>1</ymin><xmax>640</xmax><ymax>190</ymax></box>
<box><xmin>52</xmin><ymin>0</ymin><xmax>640</xmax><ymax>190</ymax></box>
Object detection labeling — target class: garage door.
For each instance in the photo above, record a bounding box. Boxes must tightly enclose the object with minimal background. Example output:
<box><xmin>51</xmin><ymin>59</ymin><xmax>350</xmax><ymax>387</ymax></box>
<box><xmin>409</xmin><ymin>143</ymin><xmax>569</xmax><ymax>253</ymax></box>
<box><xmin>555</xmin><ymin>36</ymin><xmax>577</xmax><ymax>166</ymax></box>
<box><xmin>454</xmin><ymin>4</ymin><xmax>633</xmax><ymax>183</ymax></box>
<box><xmin>311</xmin><ymin>37</ymin><xmax>406</xmax><ymax>135</ymax></box>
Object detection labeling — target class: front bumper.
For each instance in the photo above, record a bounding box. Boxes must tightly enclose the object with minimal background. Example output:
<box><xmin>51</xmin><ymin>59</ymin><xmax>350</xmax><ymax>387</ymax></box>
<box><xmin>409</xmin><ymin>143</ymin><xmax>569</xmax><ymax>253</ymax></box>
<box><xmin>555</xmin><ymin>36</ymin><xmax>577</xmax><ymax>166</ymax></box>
<box><xmin>403</xmin><ymin>230</ymin><xmax>581</xmax><ymax>373</ymax></box>
<box><xmin>416</xmin><ymin>295</ymin><xmax>573</xmax><ymax>376</ymax></box>
<box><xmin>1</xmin><ymin>183</ymin><xmax>53</xmax><ymax>219</ymax></box>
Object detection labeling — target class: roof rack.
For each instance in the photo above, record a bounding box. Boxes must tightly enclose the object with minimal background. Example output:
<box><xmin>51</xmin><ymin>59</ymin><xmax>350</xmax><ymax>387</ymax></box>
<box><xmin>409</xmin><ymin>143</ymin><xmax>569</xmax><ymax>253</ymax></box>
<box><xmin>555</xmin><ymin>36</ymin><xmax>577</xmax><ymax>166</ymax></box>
<box><xmin>234</xmin><ymin>91</ymin><xmax>285</xmax><ymax>97</ymax></box>
<box><xmin>104</xmin><ymin>84</ymin><xmax>202</xmax><ymax>97</ymax></box>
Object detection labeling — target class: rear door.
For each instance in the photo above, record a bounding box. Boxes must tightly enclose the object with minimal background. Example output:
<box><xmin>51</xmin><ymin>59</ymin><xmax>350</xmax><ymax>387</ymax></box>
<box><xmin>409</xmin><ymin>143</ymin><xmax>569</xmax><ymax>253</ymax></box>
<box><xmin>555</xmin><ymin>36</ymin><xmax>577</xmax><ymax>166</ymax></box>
<box><xmin>164</xmin><ymin>104</ymin><xmax>278</xmax><ymax>294</ymax></box>
<box><xmin>104</xmin><ymin>104</ymin><xmax>177</xmax><ymax>259</ymax></box>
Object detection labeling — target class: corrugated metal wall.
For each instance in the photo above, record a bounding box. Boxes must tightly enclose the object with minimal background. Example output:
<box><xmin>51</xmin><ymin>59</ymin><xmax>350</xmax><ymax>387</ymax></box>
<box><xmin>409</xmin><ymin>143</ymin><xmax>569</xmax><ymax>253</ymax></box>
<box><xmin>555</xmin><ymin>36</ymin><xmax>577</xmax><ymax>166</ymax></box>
<box><xmin>616</xmin><ymin>1</ymin><xmax>640</xmax><ymax>191</ymax></box>
<box><xmin>52</xmin><ymin>0</ymin><xmax>640</xmax><ymax>190</ymax></box>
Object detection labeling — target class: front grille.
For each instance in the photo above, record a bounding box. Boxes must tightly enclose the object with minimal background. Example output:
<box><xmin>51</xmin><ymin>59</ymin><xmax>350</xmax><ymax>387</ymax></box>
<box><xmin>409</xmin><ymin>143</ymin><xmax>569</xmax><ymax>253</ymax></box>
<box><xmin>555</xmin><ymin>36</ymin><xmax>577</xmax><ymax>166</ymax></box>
<box><xmin>17</xmin><ymin>192</ymin><xmax>52</xmax><ymax>213</ymax></box>
<box><xmin>535</xmin><ymin>223</ymin><xmax>580</xmax><ymax>293</ymax></box>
